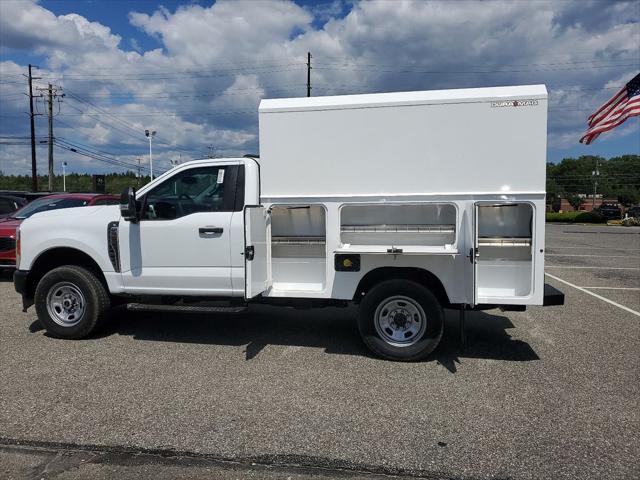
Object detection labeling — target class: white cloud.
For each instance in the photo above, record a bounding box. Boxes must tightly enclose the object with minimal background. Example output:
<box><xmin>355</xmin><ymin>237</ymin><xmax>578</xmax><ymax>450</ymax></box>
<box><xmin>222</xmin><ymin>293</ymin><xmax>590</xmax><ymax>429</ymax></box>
<box><xmin>0</xmin><ymin>0</ymin><xmax>638</xmax><ymax>174</ymax></box>
<box><xmin>0</xmin><ymin>0</ymin><xmax>120</xmax><ymax>53</ymax></box>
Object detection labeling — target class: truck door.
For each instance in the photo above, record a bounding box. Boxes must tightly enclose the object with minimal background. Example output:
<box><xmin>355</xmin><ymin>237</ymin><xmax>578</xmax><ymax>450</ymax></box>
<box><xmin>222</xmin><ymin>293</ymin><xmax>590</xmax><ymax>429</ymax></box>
<box><xmin>244</xmin><ymin>205</ymin><xmax>271</xmax><ymax>299</ymax></box>
<box><xmin>474</xmin><ymin>202</ymin><xmax>535</xmax><ymax>305</ymax></box>
<box><xmin>119</xmin><ymin>164</ymin><xmax>238</xmax><ymax>295</ymax></box>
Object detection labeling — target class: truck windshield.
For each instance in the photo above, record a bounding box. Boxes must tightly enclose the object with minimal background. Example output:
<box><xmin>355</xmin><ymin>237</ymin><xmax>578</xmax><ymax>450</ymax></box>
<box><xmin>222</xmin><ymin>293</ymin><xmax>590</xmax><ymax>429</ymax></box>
<box><xmin>12</xmin><ymin>197</ymin><xmax>89</xmax><ymax>219</ymax></box>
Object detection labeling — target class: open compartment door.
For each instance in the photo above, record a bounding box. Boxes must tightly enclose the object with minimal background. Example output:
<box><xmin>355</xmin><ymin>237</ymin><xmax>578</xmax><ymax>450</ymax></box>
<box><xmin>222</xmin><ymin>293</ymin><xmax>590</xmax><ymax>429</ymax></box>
<box><xmin>244</xmin><ymin>205</ymin><xmax>270</xmax><ymax>299</ymax></box>
<box><xmin>474</xmin><ymin>202</ymin><xmax>534</xmax><ymax>304</ymax></box>
<box><xmin>472</xmin><ymin>203</ymin><xmax>480</xmax><ymax>306</ymax></box>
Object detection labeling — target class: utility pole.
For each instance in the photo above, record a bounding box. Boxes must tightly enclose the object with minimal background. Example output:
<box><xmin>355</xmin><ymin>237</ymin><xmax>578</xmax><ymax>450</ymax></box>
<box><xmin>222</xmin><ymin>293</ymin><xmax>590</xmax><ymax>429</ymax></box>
<box><xmin>47</xmin><ymin>84</ymin><xmax>54</xmax><ymax>191</ymax></box>
<box><xmin>592</xmin><ymin>158</ymin><xmax>600</xmax><ymax>209</ymax></box>
<box><xmin>37</xmin><ymin>83</ymin><xmax>62</xmax><ymax>191</ymax></box>
<box><xmin>306</xmin><ymin>51</ymin><xmax>312</xmax><ymax>97</ymax></box>
<box><xmin>208</xmin><ymin>145</ymin><xmax>215</xmax><ymax>158</ymax></box>
<box><xmin>137</xmin><ymin>157</ymin><xmax>142</xmax><ymax>184</ymax></box>
<box><xmin>26</xmin><ymin>64</ymin><xmax>40</xmax><ymax>192</ymax></box>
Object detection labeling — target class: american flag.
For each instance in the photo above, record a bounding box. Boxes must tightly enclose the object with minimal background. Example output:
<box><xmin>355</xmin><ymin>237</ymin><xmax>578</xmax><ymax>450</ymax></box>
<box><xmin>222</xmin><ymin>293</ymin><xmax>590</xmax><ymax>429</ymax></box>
<box><xmin>579</xmin><ymin>72</ymin><xmax>640</xmax><ymax>145</ymax></box>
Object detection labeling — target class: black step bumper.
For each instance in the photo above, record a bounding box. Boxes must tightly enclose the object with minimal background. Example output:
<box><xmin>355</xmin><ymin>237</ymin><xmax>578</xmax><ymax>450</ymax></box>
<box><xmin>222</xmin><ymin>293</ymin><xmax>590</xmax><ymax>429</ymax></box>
<box><xmin>13</xmin><ymin>269</ymin><xmax>33</xmax><ymax>312</ymax></box>
<box><xmin>13</xmin><ymin>269</ymin><xmax>28</xmax><ymax>295</ymax></box>
<box><xmin>543</xmin><ymin>283</ymin><xmax>565</xmax><ymax>306</ymax></box>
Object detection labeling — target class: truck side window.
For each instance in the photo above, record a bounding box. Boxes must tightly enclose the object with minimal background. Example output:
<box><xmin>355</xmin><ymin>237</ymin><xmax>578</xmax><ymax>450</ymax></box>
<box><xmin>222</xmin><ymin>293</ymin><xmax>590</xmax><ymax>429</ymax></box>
<box><xmin>141</xmin><ymin>166</ymin><xmax>232</xmax><ymax>220</ymax></box>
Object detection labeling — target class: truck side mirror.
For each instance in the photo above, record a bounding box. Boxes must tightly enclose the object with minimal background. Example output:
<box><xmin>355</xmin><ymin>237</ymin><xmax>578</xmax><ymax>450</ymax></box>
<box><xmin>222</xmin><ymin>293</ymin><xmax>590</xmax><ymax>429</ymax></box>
<box><xmin>120</xmin><ymin>186</ymin><xmax>138</xmax><ymax>222</ymax></box>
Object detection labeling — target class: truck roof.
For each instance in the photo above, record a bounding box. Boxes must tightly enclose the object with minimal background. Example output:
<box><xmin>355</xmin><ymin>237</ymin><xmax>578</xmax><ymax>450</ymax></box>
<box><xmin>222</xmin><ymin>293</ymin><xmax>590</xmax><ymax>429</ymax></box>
<box><xmin>259</xmin><ymin>84</ymin><xmax>547</xmax><ymax>113</ymax></box>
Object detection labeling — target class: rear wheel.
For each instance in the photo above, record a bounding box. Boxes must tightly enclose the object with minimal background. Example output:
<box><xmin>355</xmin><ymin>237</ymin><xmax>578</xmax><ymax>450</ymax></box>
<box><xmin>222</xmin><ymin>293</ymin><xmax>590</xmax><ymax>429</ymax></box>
<box><xmin>358</xmin><ymin>279</ymin><xmax>444</xmax><ymax>361</ymax></box>
<box><xmin>34</xmin><ymin>265</ymin><xmax>110</xmax><ymax>339</ymax></box>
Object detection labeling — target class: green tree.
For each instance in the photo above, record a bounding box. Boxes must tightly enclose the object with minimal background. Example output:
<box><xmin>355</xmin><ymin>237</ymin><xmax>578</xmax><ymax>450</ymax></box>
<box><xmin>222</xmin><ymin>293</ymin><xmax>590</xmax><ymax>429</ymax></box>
<box><xmin>547</xmin><ymin>154</ymin><xmax>639</xmax><ymax>205</ymax></box>
<box><xmin>616</xmin><ymin>188</ymin><xmax>639</xmax><ymax>207</ymax></box>
<box><xmin>566</xmin><ymin>194</ymin><xmax>583</xmax><ymax>210</ymax></box>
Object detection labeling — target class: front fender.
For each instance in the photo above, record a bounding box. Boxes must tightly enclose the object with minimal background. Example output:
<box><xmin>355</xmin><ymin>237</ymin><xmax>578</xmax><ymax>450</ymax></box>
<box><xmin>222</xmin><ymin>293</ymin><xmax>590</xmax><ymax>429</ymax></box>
<box><xmin>19</xmin><ymin>206</ymin><xmax>119</xmax><ymax>272</ymax></box>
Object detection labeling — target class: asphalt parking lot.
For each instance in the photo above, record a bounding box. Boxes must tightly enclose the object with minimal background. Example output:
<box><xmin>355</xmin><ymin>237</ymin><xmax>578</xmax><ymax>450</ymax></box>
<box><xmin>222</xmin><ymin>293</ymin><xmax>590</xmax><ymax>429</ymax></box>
<box><xmin>1</xmin><ymin>223</ymin><xmax>638</xmax><ymax>480</ymax></box>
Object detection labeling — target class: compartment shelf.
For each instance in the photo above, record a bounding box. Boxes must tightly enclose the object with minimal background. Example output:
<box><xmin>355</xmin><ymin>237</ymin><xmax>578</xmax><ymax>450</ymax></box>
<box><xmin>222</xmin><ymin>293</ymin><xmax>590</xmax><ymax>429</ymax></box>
<box><xmin>478</xmin><ymin>237</ymin><xmax>531</xmax><ymax>247</ymax></box>
<box><xmin>340</xmin><ymin>204</ymin><xmax>457</xmax><ymax>248</ymax></box>
<box><xmin>341</xmin><ymin>224</ymin><xmax>455</xmax><ymax>234</ymax></box>
<box><xmin>335</xmin><ymin>245</ymin><xmax>458</xmax><ymax>255</ymax></box>
<box><xmin>270</xmin><ymin>205</ymin><xmax>327</xmax><ymax>293</ymax></box>
<box><xmin>272</xmin><ymin>236</ymin><xmax>326</xmax><ymax>246</ymax></box>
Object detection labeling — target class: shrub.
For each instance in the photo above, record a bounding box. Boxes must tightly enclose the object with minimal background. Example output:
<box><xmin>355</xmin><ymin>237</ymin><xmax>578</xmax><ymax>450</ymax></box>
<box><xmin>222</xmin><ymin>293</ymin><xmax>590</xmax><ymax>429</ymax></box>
<box><xmin>546</xmin><ymin>212</ymin><xmax>580</xmax><ymax>222</ymax></box>
<box><xmin>573</xmin><ymin>211</ymin><xmax>605</xmax><ymax>223</ymax></box>
<box><xmin>546</xmin><ymin>211</ymin><xmax>605</xmax><ymax>223</ymax></box>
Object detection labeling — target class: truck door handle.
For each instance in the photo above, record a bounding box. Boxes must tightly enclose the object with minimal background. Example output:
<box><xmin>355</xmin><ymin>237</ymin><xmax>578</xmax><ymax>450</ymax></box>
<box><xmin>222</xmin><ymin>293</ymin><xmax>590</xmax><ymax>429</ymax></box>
<box><xmin>199</xmin><ymin>227</ymin><xmax>223</xmax><ymax>235</ymax></box>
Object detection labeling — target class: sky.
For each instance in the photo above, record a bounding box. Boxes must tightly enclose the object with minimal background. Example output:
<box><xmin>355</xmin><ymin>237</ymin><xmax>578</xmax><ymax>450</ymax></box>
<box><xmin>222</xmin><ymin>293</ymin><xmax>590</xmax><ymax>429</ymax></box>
<box><xmin>0</xmin><ymin>0</ymin><xmax>639</xmax><ymax>176</ymax></box>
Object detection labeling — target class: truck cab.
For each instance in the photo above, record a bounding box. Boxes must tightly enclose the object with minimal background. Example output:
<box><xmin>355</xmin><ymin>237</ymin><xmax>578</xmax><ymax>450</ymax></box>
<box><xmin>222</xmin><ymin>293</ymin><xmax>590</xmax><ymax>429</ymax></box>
<box><xmin>117</xmin><ymin>158</ymin><xmax>257</xmax><ymax>297</ymax></box>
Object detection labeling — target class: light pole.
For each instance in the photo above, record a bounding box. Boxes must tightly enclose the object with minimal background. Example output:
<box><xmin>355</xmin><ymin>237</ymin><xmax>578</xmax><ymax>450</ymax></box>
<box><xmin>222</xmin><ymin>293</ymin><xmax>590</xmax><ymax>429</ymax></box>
<box><xmin>592</xmin><ymin>158</ymin><xmax>600</xmax><ymax>210</ymax></box>
<box><xmin>62</xmin><ymin>161</ymin><xmax>67</xmax><ymax>192</ymax></box>
<box><xmin>170</xmin><ymin>154</ymin><xmax>182</xmax><ymax>168</ymax></box>
<box><xmin>145</xmin><ymin>129</ymin><xmax>156</xmax><ymax>180</ymax></box>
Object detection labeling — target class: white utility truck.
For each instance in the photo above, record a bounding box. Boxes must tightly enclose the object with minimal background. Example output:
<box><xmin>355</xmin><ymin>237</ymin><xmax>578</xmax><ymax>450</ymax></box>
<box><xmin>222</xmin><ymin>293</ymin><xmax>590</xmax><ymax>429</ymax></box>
<box><xmin>14</xmin><ymin>85</ymin><xmax>564</xmax><ymax>361</ymax></box>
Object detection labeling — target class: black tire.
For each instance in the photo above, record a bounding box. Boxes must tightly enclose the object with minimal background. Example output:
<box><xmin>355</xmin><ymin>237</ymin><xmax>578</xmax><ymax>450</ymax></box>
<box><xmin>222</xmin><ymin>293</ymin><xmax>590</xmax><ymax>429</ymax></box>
<box><xmin>34</xmin><ymin>265</ymin><xmax>111</xmax><ymax>339</ymax></box>
<box><xmin>358</xmin><ymin>279</ymin><xmax>444</xmax><ymax>361</ymax></box>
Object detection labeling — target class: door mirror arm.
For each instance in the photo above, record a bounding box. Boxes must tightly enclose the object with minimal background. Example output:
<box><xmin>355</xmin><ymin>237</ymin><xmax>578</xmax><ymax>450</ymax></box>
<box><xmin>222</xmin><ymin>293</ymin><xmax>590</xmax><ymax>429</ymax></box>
<box><xmin>120</xmin><ymin>186</ymin><xmax>139</xmax><ymax>223</ymax></box>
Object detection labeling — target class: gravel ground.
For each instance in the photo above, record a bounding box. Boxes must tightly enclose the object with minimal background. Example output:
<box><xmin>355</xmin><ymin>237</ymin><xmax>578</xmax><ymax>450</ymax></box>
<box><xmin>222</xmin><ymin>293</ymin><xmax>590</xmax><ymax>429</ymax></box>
<box><xmin>1</xmin><ymin>223</ymin><xmax>638</xmax><ymax>479</ymax></box>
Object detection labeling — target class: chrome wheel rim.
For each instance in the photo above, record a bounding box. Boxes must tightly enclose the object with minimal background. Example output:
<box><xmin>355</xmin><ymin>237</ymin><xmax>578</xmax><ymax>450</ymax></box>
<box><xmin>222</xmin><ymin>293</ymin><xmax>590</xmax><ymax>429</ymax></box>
<box><xmin>374</xmin><ymin>295</ymin><xmax>427</xmax><ymax>347</ymax></box>
<box><xmin>46</xmin><ymin>282</ymin><xmax>86</xmax><ymax>327</ymax></box>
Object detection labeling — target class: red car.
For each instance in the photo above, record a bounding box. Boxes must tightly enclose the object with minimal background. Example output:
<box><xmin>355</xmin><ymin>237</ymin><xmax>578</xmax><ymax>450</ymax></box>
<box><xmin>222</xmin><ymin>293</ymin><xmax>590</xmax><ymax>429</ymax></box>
<box><xmin>0</xmin><ymin>193</ymin><xmax>119</xmax><ymax>269</ymax></box>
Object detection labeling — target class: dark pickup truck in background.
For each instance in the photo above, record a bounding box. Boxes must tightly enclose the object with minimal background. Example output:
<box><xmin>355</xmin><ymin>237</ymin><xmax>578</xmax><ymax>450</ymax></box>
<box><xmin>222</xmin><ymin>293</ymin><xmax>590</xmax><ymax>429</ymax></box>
<box><xmin>597</xmin><ymin>202</ymin><xmax>623</xmax><ymax>220</ymax></box>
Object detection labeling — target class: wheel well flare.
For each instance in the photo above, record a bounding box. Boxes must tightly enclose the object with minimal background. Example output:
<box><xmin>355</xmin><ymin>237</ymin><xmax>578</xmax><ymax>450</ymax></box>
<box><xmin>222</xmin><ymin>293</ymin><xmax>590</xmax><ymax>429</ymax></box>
<box><xmin>353</xmin><ymin>267</ymin><xmax>450</xmax><ymax>307</ymax></box>
<box><xmin>26</xmin><ymin>248</ymin><xmax>107</xmax><ymax>299</ymax></box>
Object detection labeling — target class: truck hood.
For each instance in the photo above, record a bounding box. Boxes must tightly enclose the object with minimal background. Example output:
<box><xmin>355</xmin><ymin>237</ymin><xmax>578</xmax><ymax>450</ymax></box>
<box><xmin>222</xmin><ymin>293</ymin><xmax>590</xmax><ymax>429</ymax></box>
<box><xmin>28</xmin><ymin>205</ymin><xmax>119</xmax><ymax>221</ymax></box>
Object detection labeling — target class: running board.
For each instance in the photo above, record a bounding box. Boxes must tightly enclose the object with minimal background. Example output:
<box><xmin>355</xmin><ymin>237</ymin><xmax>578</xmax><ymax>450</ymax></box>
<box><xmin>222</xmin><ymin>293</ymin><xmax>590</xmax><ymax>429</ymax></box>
<box><xmin>126</xmin><ymin>303</ymin><xmax>247</xmax><ymax>314</ymax></box>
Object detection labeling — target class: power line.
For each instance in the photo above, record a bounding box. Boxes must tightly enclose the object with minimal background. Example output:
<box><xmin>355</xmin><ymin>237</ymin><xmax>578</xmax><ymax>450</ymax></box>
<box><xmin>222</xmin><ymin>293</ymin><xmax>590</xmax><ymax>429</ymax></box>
<box><xmin>62</xmin><ymin>102</ymin><xmax>147</xmax><ymax>143</ymax></box>
<box><xmin>54</xmin><ymin>139</ymin><xmax>159</xmax><ymax>173</ymax></box>
<box><xmin>0</xmin><ymin>135</ymin><xmax>48</xmax><ymax>139</ymax></box>
<box><xmin>64</xmin><ymin>89</ymin><xmax>199</xmax><ymax>156</ymax></box>
<box><xmin>314</xmin><ymin>58</ymin><xmax>639</xmax><ymax>68</ymax></box>
<box><xmin>41</xmin><ymin>110</ymin><xmax>256</xmax><ymax>117</ymax></box>
<box><xmin>55</xmin><ymin>137</ymin><xmax>135</xmax><ymax>164</ymax></box>
<box><xmin>56</xmin><ymin>136</ymin><xmax>150</xmax><ymax>172</ymax></box>
<box><xmin>35</xmin><ymin>59</ymin><xmax>302</xmax><ymax>75</ymax></box>
<box><xmin>38</xmin><ymin>66</ymin><xmax>305</xmax><ymax>82</ymax></box>
<box><xmin>313</xmin><ymin>62</ymin><xmax>639</xmax><ymax>74</ymax></box>
<box><xmin>54</xmin><ymin>85</ymin><xmax>304</xmax><ymax>100</ymax></box>
<box><xmin>28</xmin><ymin>57</ymin><xmax>639</xmax><ymax>81</ymax></box>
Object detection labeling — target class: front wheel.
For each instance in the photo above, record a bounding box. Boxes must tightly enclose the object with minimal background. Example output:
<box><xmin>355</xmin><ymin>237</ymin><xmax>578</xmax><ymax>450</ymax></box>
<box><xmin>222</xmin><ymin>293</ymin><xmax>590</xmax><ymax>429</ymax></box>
<box><xmin>358</xmin><ymin>279</ymin><xmax>444</xmax><ymax>361</ymax></box>
<box><xmin>34</xmin><ymin>265</ymin><xmax>111</xmax><ymax>339</ymax></box>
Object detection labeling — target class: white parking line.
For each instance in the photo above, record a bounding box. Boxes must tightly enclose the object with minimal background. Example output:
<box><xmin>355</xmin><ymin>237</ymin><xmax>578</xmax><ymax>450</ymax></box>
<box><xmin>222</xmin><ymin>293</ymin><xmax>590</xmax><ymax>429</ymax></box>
<box><xmin>579</xmin><ymin>286</ymin><xmax>640</xmax><ymax>291</ymax></box>
<box><xmin>548</xmin><ymin>246</ymin><xmax>640</xmax><ymax>250</ymax></box>
<box><xmin>545</xmin><ymin>272</ymin><xmax>640</xmax><ymax>317</ymax></box>
<box><xmin>545</xmin><ymin>266</ymin><xmax>640</xmax><ymax>270</ymax></box>
<box><xmin>545</xmin><ymin>254</ymin><xmax>638</xmax><ymax>258</ymax></box>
